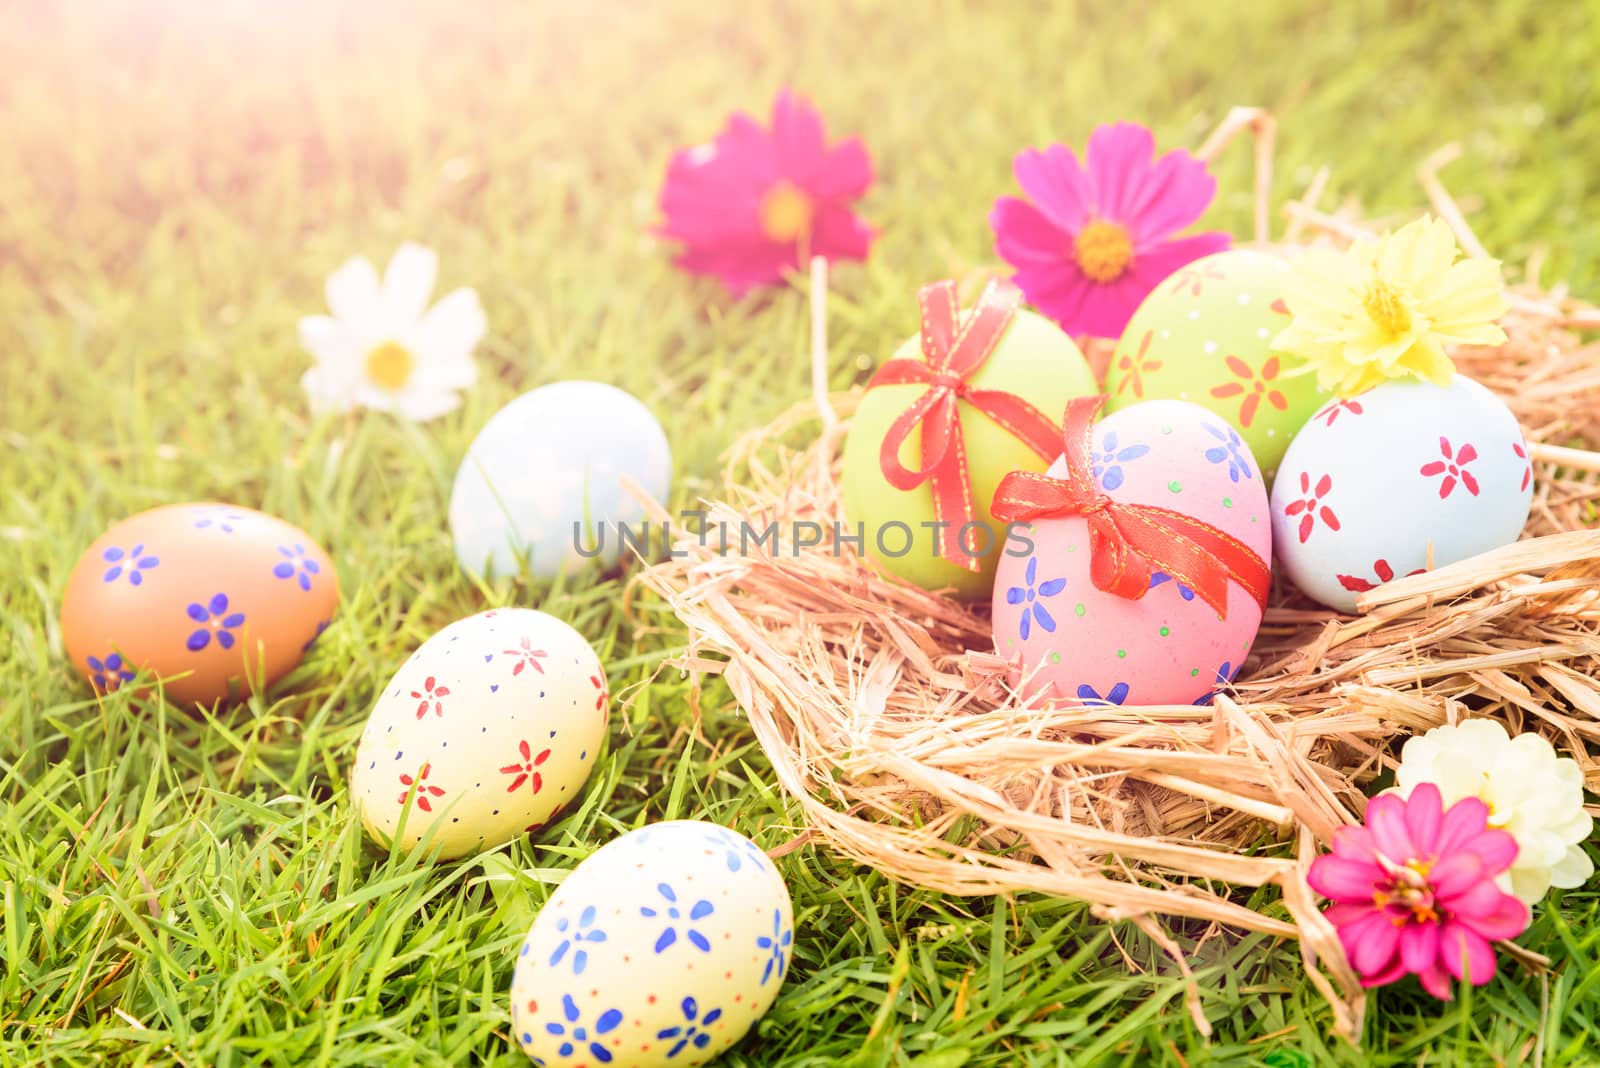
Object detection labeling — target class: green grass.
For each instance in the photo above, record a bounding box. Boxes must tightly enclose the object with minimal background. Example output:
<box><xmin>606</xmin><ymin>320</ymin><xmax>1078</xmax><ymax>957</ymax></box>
<box><xmin>3</xmin><ymin>0</ymin><xmax>1599</xmax><ymax>1064</ymax></box>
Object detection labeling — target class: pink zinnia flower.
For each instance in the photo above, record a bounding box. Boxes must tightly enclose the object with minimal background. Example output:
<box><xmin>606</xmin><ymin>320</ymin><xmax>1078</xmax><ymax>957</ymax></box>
<box><xmin>989</xmin><ymin>122</ymin><xmax>1231</xmax><ymax>339</ymax></box>
<box><xmin>657</xmin><ymin>89</ymin><xmax>874</xmax><ymax>296</ymax></box>
<box><xmin>1307</xmin><ymin>783</ymin><xmax>1530</xmax><ymax>1000</ymax></box>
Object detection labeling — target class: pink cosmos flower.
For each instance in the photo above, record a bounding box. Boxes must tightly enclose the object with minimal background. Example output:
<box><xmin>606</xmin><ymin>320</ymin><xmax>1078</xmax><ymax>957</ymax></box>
<box><xmin>657</xmin><ymin>89</ymin><xmax>875</xmax><ymax>296</ymax></box>
<box><xmin>989</xmin><ymin>122</ymin><xmax>1231</xmax><ymax>339</ymax></box>
<box><xmin>1307</xmin><ymin>783</ymin><xmax>1530</xmax><ymax>1000</ymax></box>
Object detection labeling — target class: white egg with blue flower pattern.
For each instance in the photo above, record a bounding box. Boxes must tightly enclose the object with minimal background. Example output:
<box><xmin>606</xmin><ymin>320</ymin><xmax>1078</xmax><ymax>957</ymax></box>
<box><xmin>509</xmin><ymin>820</ymin><xmax>794</xmax><ymax>1067</ymax></box>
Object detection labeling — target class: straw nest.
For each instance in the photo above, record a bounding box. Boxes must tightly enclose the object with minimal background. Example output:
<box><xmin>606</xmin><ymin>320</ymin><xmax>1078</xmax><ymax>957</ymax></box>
<box><xmin>638</xmin><ymin>109</ymin><xmax>1600</xmax><ymax>1037</ymax></box>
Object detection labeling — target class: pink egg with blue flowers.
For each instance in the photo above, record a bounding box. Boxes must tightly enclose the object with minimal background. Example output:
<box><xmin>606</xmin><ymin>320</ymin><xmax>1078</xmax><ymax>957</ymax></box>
<box><xmin>990</xmin><ymin>399</ymin><xmax>1272</xmax><ymax>706</ymax></box>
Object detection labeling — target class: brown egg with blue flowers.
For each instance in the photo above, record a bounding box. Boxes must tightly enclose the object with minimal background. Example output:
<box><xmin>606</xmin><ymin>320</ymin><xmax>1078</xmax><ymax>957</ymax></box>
<box><xmin>61</xmin><ymin>503</ymin><xmax>338</xmax><ymax>703</ymax></box>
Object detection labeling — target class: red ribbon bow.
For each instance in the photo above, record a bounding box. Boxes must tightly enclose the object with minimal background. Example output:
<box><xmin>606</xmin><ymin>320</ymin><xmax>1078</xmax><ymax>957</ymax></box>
<box><xmin>871</xmin><ymin>278</ymin><xmax>1063</xmax><ymax>570</ymax></box>
<box><xmin>990</xmin><ymin>395</ymin><xmax>1271</xmax><ymax>618</ymax></box>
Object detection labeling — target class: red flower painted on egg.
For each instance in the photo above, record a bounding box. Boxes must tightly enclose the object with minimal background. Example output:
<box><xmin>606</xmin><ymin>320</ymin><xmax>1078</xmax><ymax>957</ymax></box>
<box><xmin>411</xmin><ymin>675</ymin><xmax>450</xmax><ymax>719</ymax></box>
<box><xmin>1282</xmin><ymin>472</ymin><xmax>1341</xmax><ymax>544</ymax></box>
<box><xmin>1317</xmin><ymin>399</ymin><xmax>1364</xmax><ymax>427</ymax></box>
<box><xmin>1419</xmin><ymin>438</ymin><xmax>1479</xmax><ymax>499</ymax></box>
<box><xmin>1172</xmin><ymin>261</ymin><xmax>1227</xmax><ymax>296</ymax></box>
<box><xmin>397</xmin><ymin>763</ymin><xmax>446</xmax><ymax>811</ymax></box>
<box><xmin>1210</xmin><ymin>354</ymin><xmax>1288</xmax><ymax>428</ymax></box>
<box><xmin>590</xmin><ymin>674</ymin><xmax>608</xmax><ymax>713</ymax></box>
<box><xmin>1513</xmin><ymin>440</ymin><xmax>1531</xmax><ymax>492</ymax></box>
<box><xmin>503</xmin><ymin>637</ymin><xmax>548</xmax><ymax>677</ymax></box>
<box><xmin>1115</xmin><ymin>330</ymin><xmax>1162</xmax><ymax>399</ymax></box>
<box><xmin>500</xmin><ymin>740</ymin><xmax>551</xmax><ymax>795</ymax></box>
<box><xmin>1337</xmin><ymin>558</ymin><xmax>1427</xmax><ymax>593</ymax></box>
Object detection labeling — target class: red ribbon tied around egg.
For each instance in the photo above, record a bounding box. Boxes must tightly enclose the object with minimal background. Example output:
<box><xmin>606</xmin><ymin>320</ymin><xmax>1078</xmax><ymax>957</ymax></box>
<box><xmin>871</xmin><ymin>278</ymin><xmax>1063</xmax><ymax>570</ymax></box>
<box><xmin>990</xmin><ymin>395</ymin><xmax>1271</xmax><ymax>619</ymax></box>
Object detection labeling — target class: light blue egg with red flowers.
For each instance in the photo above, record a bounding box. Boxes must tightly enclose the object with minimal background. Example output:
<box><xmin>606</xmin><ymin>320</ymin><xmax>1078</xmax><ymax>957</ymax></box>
<box><xmin>1271</xmin><ymin>374</ymin><xmax>1531</xmax><ymax>612</ymax></box>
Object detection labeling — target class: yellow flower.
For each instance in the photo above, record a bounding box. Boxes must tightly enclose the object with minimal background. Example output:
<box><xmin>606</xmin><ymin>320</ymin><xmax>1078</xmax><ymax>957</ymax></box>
<box><xmin>1271</xmin><ymin>216</ymin><xmax>1509</xmax><ymax>396</ymax></box>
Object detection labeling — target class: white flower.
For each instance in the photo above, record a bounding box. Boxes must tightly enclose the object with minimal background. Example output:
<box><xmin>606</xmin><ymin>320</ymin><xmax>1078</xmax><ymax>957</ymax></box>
<box><xmin>299</xmin><ymin>243</ymin><xmax>486</xmax><ymax>422</ymax></box>
<box><xmin>1395</xmin><ymin>719</ymin><xmax>1594</xmax><ymax>904</ymax></box>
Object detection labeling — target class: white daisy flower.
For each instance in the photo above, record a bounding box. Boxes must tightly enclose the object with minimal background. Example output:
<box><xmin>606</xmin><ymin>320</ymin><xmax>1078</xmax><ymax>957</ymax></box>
<box><xmin>1394</xmin><ymin>719</ymin><xmax>1594</xmax><ymax>904</ymax></box>
<box><xmin>298</xmin><ymin>242</ymin><xmax>486</xmax><ymax>422</ymax></box>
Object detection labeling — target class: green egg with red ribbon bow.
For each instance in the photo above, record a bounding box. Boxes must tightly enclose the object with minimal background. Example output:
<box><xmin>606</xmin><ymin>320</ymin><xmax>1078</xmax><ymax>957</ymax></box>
<box><xmin>840</xmin><ymin>279</ymin><xmax>1098</xmax><ymax>600</ymax></box>
<box><xmin>1104</xmin><ymin>249</ymin><xmax>1325</xmax><ymax>483</ymax></box>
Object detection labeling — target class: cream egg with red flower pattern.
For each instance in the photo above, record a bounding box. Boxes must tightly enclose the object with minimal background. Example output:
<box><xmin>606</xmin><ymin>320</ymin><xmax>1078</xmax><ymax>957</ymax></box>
<box><xmin>351</xmin><ymin>609</ymin><xmax>608</xmax><ymax>857</ymax></box>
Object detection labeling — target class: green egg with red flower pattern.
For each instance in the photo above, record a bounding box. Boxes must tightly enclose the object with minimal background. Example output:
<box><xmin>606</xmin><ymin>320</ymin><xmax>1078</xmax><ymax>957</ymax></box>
<box><xmin>1104</xmin><ymin>249</ymin><xmax>1325</xmax><ymax>483</ymax></box>
<box><xmin>841</xmin><ymin>295</ymin><xmax>1097</xmax><ymax>600</ymax></box>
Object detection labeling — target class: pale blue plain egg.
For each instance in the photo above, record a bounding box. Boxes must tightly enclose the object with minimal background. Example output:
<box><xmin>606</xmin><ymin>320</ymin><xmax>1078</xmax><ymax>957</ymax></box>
<box><xmin>449</xmin><ymin>381</ymin><xmax>672</xmax><ymax>579</ymax></box>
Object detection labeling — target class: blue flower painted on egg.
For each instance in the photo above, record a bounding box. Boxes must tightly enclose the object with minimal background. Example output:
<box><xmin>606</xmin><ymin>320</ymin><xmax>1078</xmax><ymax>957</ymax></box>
<box><xmin>1077</xmin><ymin>682</ymin><xmax>1130</xmax><ymax>706</ymax></box>
<box><xmin>301</xmin><ymin>619</ymin><xmax>331</xmax><ymax>653</ymax></box>
<box><xmin>548</xmin><ymin>906</ymin><xmax>607</xmax><ymax>976</ymax></box>
<box><xmin>1091</xmin><ymin>431</ymin><xmax>1150</xmax><ymax>492</ymax></box>
<box><xmin>757</xmin><ymin>909</ymin><xmax>792</xmax><ymax>986</ymax></box>
<box><xmin>543</xmin><ymin>995</ymin><xmax>622</xmax><ymax>1062</ymax></box>
<box><xmin>192</xmin><ymin>506</ymin><xmax>247</xmax><ymax>533</ymax></box>
<box><xmin>272</xmin><ymin>543</ymin><xmax>321</xmax><ymax>592</ymax></box>
<box><xmin>1192</xmin><ymin>661</ymin><xmax>1242</xmax><ymax>706</ymax></box>
<box><xmin>702</xmin><ymin>825</ymin><xmax>767</xmax><ymax>874</ymax></box>
<box><xmin>1005</xmin><ymin>556</ymin><xmax>1066</xmax><ymax>641</ymax></box>
<box><xmin>87</xmin><ymin>652</ymin><xmax>135</xmax><ymax>692</ymax></box>
<box><xmin>102</xmin><ymin>544</ymin><xmax>159</xmax><ymax>586</ymax></box>
<box><xmin>1149</xmin><ymin>571</ymin><xmax>1195</xmax><ymax>600</ymax></box>
<box><xmin>641</xmin><ymin>882</ymin><xmax>714</xmax><ymax>954</ymax></box>
<box><xmin>185</xmin><ymin>593</ymin><xmax>245</xmax><ymax>651</ymax></box>
<box><xmin>1203</xmin><ymin>422</ymin><xmax>1254</xmax><ymax>483</ymax></box>
<box><xmin>656</xmin><ymin>996</ymin><xmax>724</xmax><ymax>1059</ymax></box>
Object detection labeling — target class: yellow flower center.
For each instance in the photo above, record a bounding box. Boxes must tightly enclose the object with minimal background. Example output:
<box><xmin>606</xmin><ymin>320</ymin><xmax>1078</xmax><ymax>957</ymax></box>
<box><xmin>365</xmin><ymin>340</ymin><xmax>415</xmax><ymax>390</ymax></box>
<box><xmin>759</xmin><ymin>180</ymin><xmax>814</xmax><ymax>244</ymax></box>
<box><xmin>1374</xmin><ymin>857</ymin><xmax>1440</xmax><ymax>925</ymax></box>
<box><xmin>1073</xmin><ymin>219</ymin><xmax>1134</xmax><ymax>284</ymax></box>
<box><xmin>1362</xmin><ymin>279</ymin><xmax>1414</xmax><ymax>338</ymax></box>
<box><xmin>1480</xmin><ymin>783</ymin><xmax>1513</xmax><ymax>828</ymax></box>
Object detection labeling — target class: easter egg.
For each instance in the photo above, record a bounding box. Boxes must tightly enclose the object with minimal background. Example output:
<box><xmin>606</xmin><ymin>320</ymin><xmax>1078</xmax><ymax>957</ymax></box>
<box><xmin>509</xmin><ymin>820</ymin><xmax>794</xmax><ymax>1067</ymax></box>
<box><xmin>1105</xmin><ymin>249</ymin><xmax>1324</xmax><ymax>481</ymax></box>
<box><xmin>450</xmin><ymin>382</ymin><xmax>672</xmax><ymax>580</ymax></box>
<box><xmin>350</xmin><ymin>609</ymin><xmax>608</xmax><ymax>857</ymax></box>
<box><xmin>1270</xmin><ymin>375</ymin><xmax>1532</xmax><ymax>612</ymax></box>
<box><xmin>991</xmin><ymin>400</ymin><xmax>1271</xmax><ymax>705</ymax></box>
<box><xmin>60</xmin><ymin>503</ymin><xmax>338</xmax><ymax>703</ymax></box>
<box><xmin>841</xmin><ymin>304</ymin><xmax>1097</xmax><ymax>600</ymax></box>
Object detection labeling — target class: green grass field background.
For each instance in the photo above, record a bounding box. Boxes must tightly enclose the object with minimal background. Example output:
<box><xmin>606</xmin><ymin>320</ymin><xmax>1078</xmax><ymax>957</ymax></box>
<box><xmin>3</xmin><ymin>1</ymin><xmax>1598</xmax><ymax>1064</ymax></box>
